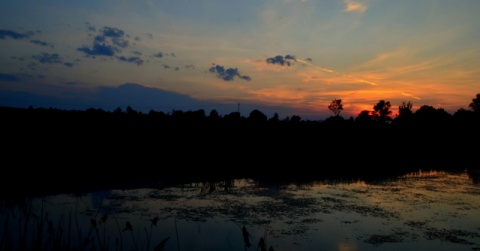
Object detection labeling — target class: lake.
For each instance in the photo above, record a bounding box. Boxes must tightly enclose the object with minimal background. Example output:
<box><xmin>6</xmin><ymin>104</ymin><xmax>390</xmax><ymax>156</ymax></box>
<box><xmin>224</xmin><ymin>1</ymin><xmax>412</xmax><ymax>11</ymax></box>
<box><xmin>1</xmin><ymin>168</ymin><xmax>479</xmax><ymax>251</ymax></box>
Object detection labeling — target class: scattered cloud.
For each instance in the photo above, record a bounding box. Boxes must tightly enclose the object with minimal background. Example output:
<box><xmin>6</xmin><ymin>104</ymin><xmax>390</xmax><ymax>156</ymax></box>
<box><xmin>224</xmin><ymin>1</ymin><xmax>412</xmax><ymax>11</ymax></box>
<box><xmin>0</xmin><ymin>73</ymin><xmax>20</xmax><ymax>82</ymax></box>
<box><xmin>77</xmin><ymin>43</ymin><xmax>116</xmax><ymax>57</ymax></box>
<box><xmin>343</xmin><ymin>0</ymin><xmax>367</xmax><ymax>13</ymax></box>
<box><xmin>117</xmin><ymin>56</ymin><xmax>143</xmax><ymax>66</ymax></box>
<box><xmin>85</xmin><ymin>22</ymin><xmax>96</xmax><ymax>32</ymax></box>
<box><xmin>30</xmin><ymin>40</ymin><xmax>54</xmax><ymax>48</ymax></box>
<box><xmin>101</xmin><ymin>27</ymin><xmax>125</xmax><ymax>38</ymax></box>
<box><xmin>76</xmin><ymin>25</ymin><xmax>151</xmax><ymax>66</ymax></box>
<box><xmin>77</xmin><ymin>26</ymin><xmax>128</xmax><ymax>58</ymax></box>
<box><xmin>32</xmin><ymin>53</ymin><xmax>63</xmax><ymax>64</ymax></box>
<box><xmin>0</xmin><ymin>29</ymin><xmax>31</xmax><ymax>40</ymax></box>
<box><xmin>31</xmin><ymin>52</ymin><xmax>76</xmax><ymax>67</ymax></box>
<box><xmin>160</xmin><ymin>63</ymin><xmax>183</xmax><ymax>71</ymax></box>
<box><xmin>266</xmin><ymin>54</ymin><xmax>297</xmax><ymax>66</ymax></box>
<box><xmin>209</xmin><ymin>64</ymin><xmax>251</xmax><ymax>81</ymax></box>
<box><xmin>154</xmin><ymin>52</ymin><xmax>175</xmax><ymax>58</ymax></box>
<box><xmin>99</xmin><ymin>27</ymin><xmax>129</xmax><ymax>49</ymax></box>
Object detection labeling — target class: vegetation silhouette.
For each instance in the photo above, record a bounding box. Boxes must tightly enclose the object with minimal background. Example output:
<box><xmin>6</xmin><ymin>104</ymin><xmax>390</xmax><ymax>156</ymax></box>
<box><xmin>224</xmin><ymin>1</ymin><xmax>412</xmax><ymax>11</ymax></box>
<box><xmin>328</xmin><ymin>98</ymin><xmax>343</xmax><ymax>117</ymax></box>
<box><xmin>0</xmin><ymin>199</ymin><xmax>170</xmax><ymax>251</ymax></box>
<box><xmin>1</xmin><ymin>93</ymin><xmax>479</xmax><ymax>197</ymax></box>
<box><xmin>242</xmin><ymin>225</ymin><xmax>251</xmax><ymax>249</ymax></box>
<box><xmin>0</xmin><ymin>196</ymin><xmax>281</xmax><ymax>251</ymax></box>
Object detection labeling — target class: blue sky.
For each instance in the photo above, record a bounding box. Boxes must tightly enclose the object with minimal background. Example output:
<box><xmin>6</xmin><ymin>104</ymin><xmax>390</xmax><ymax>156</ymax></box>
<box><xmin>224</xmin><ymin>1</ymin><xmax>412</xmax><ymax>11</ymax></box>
<box><xmin>1</xmin><ymin>0</ymin><xmax>479</xmax><ymax>120</ymax></box>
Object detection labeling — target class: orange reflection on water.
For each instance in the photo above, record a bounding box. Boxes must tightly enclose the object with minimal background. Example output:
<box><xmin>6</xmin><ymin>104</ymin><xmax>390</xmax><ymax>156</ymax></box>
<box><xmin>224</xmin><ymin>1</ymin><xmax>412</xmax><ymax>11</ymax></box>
<box><xmin>337</xmin><ymin>241</ymin><xmax>358</xmax><ymax>251</ymax></box>
<box><xmin>402</xmin><ymin>169</ymin><xmax>443</xmax><ymax>178</ymax></box>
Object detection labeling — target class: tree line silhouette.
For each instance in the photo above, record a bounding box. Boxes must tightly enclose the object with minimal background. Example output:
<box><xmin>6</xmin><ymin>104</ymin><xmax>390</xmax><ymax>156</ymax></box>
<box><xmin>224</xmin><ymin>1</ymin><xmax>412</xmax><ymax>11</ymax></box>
<box><xmin>1</xmin><ymin>94</ymin><xmax>479</xmax><ymax>197</ymax></box>
<box><xmin>3</xmin><ymin>93</ymin><xmax>479</xmax><ymax>130</ymax></box>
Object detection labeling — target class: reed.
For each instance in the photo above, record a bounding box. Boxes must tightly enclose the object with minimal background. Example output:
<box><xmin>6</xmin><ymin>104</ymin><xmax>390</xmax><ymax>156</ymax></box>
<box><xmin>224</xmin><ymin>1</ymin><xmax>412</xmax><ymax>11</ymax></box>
<box><xmin>1</xmin><ymin>197</ymin><xmax>280</xmax><ymax>251</ymax></box>
<box><xmin>0</xmin><ymin>199</ymin><xmax>170</xmax><ymax>251</ymax></box>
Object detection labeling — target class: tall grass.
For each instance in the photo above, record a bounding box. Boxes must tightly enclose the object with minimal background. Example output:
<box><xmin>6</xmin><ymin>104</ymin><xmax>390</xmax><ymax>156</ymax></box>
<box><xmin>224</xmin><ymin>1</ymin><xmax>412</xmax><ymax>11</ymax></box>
<box><xmin>0</xmin><ymin>199</ymin><xmax>170</xmax><ymax>251</ymax></box>
<box><xmin>1</xmin><ymin>195</ymin><xmax>280</xmax><ymax>251</ymax></box>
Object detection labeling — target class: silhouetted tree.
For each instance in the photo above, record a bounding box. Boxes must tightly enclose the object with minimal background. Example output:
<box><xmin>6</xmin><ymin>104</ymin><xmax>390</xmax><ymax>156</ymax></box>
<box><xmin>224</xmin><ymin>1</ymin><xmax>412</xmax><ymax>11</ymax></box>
<box><xmin>398</xmin><ymin>101</ymin><xmax>413</xmax><ymax>116</ymax></box>
<box><xmin>469</xmin><ymin>93</ymin><xmax>480</xmax><ymax>112</ymax></box>
<box><xmin>290</xmin><ymin>115</ymin><xmax>301</xmax><ymax>123</ymax></box>
<box><xmin>328</xmin><ymin>99</ymin><xmax>343</xmax><ymax>117</ymax></box>
<box><xmin>268</xmin><ymin>112</ymin><xmax>280</xmax><ymax>123</ymax></box>
<box><xmin>393</xmin><ymin>101</ymin><xmax>414</xmax><ymax>126</ymax></box>
<box><xmin>223</xmin><ymin>111</ymin><xmax>243</xmax><ymax>127</ymax></box>
<box><xmin>324</xmin><ymin>114</ymin><xmax>345</xmax><ymax>124</ymax></box>
<box><xmin>355</xmin><ymin>110</ymin><xmax>373</xmax><ymax>123</ymax></box>
<box><xmin>185</xmin><ymin>109</ymin><xmax>206</xmax><ymax>122</ymax></box>
<box><xmin>248</xmin><ymin>109</ymin><xmax>267</xmax><ymax>123</ymax></box>
<box><xmin>126</xmin><ymin>106</ymin><xmax>138</xmax><ymax>115</ymax></box>
<box><xmin>414</xmin><ymin>105</ymin><xmax>452</xmax><ymax>126</ymax></box>
<box><xmin>209</xmin><ymin>109</ymin><xmax>220</xmax><ymax>119</ymax></box>
<box><xmin>171</xmin><ymin>109</ymin><xmax>184</xmax><ymax>119</ymax></box>
<box><xmin>453</xmin><ymin>108</ymin><xmax>475</xmax><ymax>126</ymax></box>
<box><xmin>372</xmin><ymin>100</ymin><xmax>392</xmax><ymax>123</ymax></box>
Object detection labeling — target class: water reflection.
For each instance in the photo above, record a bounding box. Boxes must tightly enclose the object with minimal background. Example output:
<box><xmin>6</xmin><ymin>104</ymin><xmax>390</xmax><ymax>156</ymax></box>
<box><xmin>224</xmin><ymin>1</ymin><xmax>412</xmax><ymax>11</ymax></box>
<box><xmin>1</xmin><ymin>169</ymin><xmax>479</xmax><ymax>251</ymax></box>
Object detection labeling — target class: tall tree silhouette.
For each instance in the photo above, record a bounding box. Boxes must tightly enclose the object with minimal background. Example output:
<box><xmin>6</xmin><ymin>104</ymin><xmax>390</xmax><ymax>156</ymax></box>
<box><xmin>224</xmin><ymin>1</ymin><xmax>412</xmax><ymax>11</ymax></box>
<box><xmin>372</xmin><ymin>100</ymin><xmax>392</xmax><ymax>123</ymax></box>
<box><xmin>393</xmin><ymin>100</ymin><xmax>414</xmax><ymax>126</ymax></box>
<box><xmin>398</xmin><ymin>101</ymin><xmax>413</xmax><ymax>116</ymax></box>
<box><xmin>328</xmin><ymin>99</ymin><xmax>343</xmax><ymax>117</ymax></box>
<box><xmin>469</xmin><ymin>93</ymin><xmax>480</xmax><ymax>112</ymax></box>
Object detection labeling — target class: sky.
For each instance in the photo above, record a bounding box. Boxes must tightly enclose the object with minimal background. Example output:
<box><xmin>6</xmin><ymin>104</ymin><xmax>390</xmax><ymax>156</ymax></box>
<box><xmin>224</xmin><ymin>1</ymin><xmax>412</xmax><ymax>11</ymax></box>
<box><xmin>1</xmin><ymin>0</ymin><xmax>479</xmax><ymax>120</ymax></box>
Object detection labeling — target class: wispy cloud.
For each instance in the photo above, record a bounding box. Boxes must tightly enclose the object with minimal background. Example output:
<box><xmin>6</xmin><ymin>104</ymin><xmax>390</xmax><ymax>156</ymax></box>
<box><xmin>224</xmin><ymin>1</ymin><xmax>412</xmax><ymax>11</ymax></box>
<box><xmin>251</xmin><ymin>85</ymin><xmax>308</xmax><ymax>103</ymax></box>
<box><xmin>343</xmin><ymin>0</ymin><xmax>367</xmax><ymax>13</ymax></box>
<box><xmin>359</xmin><ymin>48</ymin><xmax>411</xmax><ymax>68</ymax></box>
<box><xmin>296</xmin><ymin>58</ymin><xmax>379</xmax><ymax>86</ymax></box>
<box><xmin>402</xmin><ymin>92</ymin><xmax>421</xmax><ymax>100</ymax></box>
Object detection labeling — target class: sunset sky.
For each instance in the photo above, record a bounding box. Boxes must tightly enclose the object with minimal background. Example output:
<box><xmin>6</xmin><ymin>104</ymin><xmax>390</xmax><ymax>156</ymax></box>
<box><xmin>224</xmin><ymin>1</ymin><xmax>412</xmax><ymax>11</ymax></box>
<box><xmin>1</xmin><ymin>0</ymin><xmax>479</xmax><ymax>120</ymax></box>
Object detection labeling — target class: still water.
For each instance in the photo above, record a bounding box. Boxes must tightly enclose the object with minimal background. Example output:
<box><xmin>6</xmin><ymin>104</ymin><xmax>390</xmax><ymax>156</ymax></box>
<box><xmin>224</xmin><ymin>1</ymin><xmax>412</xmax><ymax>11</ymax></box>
<box><xmin>1</xmin><ymin>169</ymin><xmax>479</xmax><ymax>251</ymax></box>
